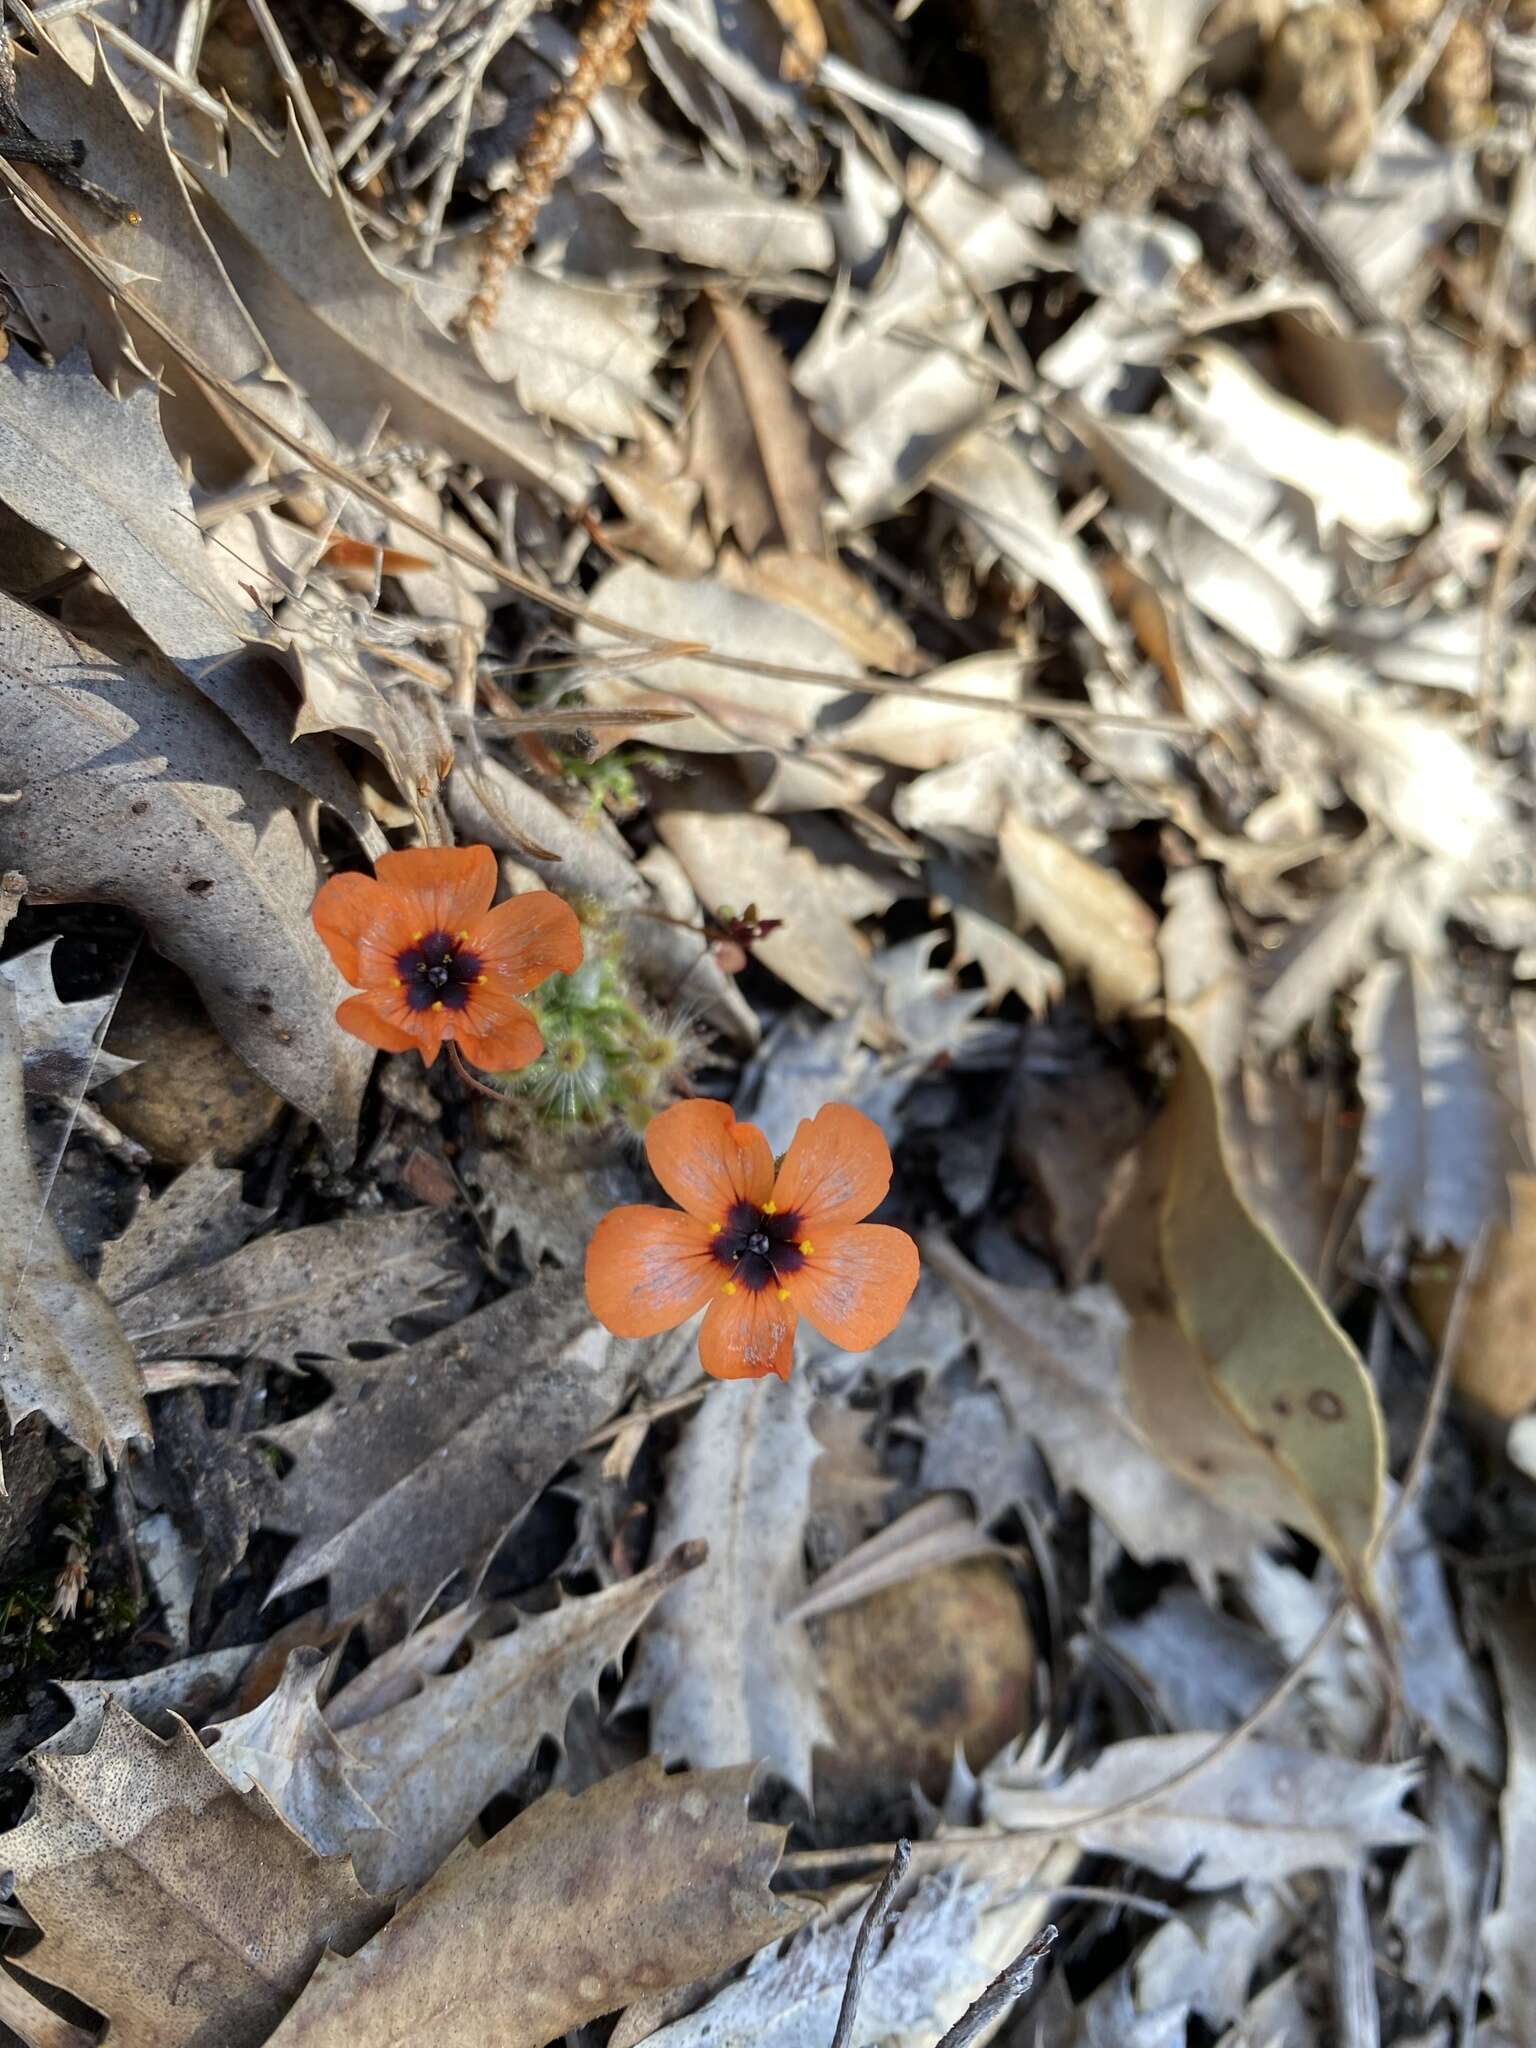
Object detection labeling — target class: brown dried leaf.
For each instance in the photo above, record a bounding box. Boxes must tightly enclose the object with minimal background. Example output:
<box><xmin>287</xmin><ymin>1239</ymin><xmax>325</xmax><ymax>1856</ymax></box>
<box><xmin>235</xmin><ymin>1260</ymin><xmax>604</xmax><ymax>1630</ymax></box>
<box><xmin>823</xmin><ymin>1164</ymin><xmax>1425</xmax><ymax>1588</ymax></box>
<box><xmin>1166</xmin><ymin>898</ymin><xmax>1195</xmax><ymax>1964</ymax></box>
<box><xmin>687</xmin><ymin>295</ymin><xmax>824</xmax><ymax>559</ymax></box>
<box><xmin>0</xmin><ymin>596</ymin><xmax>372</xmax><ymax>1155</ymax></box>
<box><xmin>265</xmin><ymin>1759</ymin><xmax>802</xmax><ymax>2048</ymax></box>
<box><xmin>3</xmin><ymin>1703</ymin><xmax>385</xmax><ymax>2048</ymax></box>
<box><xmin>262</xmin><ymin>1272</ymin><xmax>630</xmax><ymax>1625</ymax></box>
<box><xmin>0</xmin><ymin>984</ymin><xmax>149</xmax><ymax>1460</ymax></box>
<box><xmin>997</xmin><ymin>810</ymin><xmax>1161</xmax><ymax>1020</ymax></box>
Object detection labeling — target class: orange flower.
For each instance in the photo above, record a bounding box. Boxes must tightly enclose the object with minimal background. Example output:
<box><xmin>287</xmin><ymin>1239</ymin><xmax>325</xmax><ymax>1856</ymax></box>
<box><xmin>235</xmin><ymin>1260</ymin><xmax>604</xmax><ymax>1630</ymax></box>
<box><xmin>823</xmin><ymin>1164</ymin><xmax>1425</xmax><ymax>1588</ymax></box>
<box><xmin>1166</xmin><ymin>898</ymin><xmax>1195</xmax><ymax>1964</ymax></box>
<box><xmin>312</xmin><ymin>845</ymin><xmax>581</xmax><ymax>1071</ymax></box>
<box><xmin>585</xmin><ymin>1100</ymin><xmax>919</xmax><ymax>1380</ymax></box>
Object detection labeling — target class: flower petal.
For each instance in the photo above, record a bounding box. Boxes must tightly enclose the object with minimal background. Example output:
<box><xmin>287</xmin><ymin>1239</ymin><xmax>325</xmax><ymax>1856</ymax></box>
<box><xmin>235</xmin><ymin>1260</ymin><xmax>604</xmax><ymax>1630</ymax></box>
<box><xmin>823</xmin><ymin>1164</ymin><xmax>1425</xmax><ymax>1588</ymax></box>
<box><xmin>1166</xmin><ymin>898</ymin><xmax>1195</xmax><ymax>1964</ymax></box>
<box><xmin>452</xmin><ymin>987</ymin><xmax>544</xmax><ymax>1073</ymax></box>
<box><xmin>313</xmin><ymin>872</ymin><xmax>396</xmax><ymax>986</ymax></box>
<box><xmin>697</xmin><ymin>1284</ymin><xmax>797</xmax><ymax>1381</ymax></box>
<box><xmin>468</xmin><ymin>890</ymin><xmax>584</xmax><ymax>993</ymax></box>
<box><xmin>770</xmin><ymin>1104</ymin><xmax>894</xmax><ymax>1231</ymax></box>
<box><xmin>788</xmin><ymin>1223</ymin><xmax>919</xmax><ymax>1350</ymax></box>
<box><xmin>336</xmin><ymin>988</ymin><xmax>430</xmax><ymax>1057</ymax></box>
<box><xmin>644</xmin><ymin>1100</ymin><xmax>775</xmax><ymax>1221</ymax></box>
<box><xmin>374</xmin><ymin>845</ymin><xmax>498</xmax><ymax>936</ymax></box>
<box><xmin>586</xmin><ymin>1206</ymin><xmax>720</xmax><ymax>1337</ymax></box>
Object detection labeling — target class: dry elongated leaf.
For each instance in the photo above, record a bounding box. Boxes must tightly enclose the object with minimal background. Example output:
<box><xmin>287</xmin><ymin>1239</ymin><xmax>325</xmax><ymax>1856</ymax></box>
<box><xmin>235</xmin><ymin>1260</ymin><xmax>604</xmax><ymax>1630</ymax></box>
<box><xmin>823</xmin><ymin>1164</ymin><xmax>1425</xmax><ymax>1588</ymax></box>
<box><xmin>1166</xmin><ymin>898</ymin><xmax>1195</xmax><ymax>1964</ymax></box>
<box><xmin>623</xmin><ymin>1374</ymin><xmax>829</xmax><ymax>1800</ymax></box>
<box><xmin>0</xmin><ymin>985</ymin><xmax>149</xmax><ymax>1460</ymax></box>
<box><xmin>579</xmin><ymin>562</ymin><xmax>860</xmax><ymax>758</ymax></box>
<box><xmin>0</xmin><ymin>1966</ymin><xmax>95</xmax><ymax>2048</ymax></box>
<box><xmin>1101</xmin><ymin>1024</ymin><xmax>1386</xmax><ymax>1614</ymax></box>
<box><xmin>3</xmin><ymin>1702</ymin><xmax>385</xmax><ymax>2048</ymax></box>
<box><xmin>5</xmin><ymin>28</ymin><xmax>316</xmax><ymax>460</ymax></box>
<box><xmin>599</xmin><ymin>160</ymin><xmax>837</xmax><ymax>274</ymax></box>
<box><xmin>930</xmin><ymin>429</ymin><xmax>1124</xmax><ymax>653</ymax></box>
<box><xmin>786</xmin><ymin>1497</ymin><xmax>1000</xmax><ymax>1624</ymax></box>
<box><xmin>1484</xmin><ymin>1609</ymin><xmax>1536</xmax><ymax>2046</ymax></box>
<box><xmin>983</xmin><ymin>1733</ymin><xmax>1422</xmax><ymax>1886</ymax></box>
<box><xmin>923</xmin><ymin>1236</ymin><xmax>1260</xmax><ymax>1592</ymax></box>
<box><xmin>193</xmin><ymin>113</ymin><xmax>588</xmax><ymax>499</ymax></box>
<box><xmin>998</xmin><ymin>809</ymin><xmax>1161</xmax><ymax>1020</ymax></box>
<box><xmin>117</xmin><ymin>1209</ymin><xmax>458</xmax><ymax>1373</ymax></box>
<box><xmin>266</xmin><ymin>1759</ymin><xmax>802</xmax><ymax>2048</ymax></box>
<box><xmin>836</xmin><ymin>651</ymin><xmax>1026</xmax><ymax>770</ymax></box>
<box><xmin>262</xmin><ymin>1272</ymin><xmax>630</xmax><ymax>1624</ymax></box>
<box><xmin>339</xmin><ymin>1542</ymin><xmax>705</xmax><ymax>1895</ymax></box>
<box><xmin>1353</xmin><ymin>955</ymin><xmax>1506</xmax><ymax>1266</ymax></box>
<box><xmin>97</xmin><ymin>1161</ymin><xmax>269</xmax><ymax>1302</ymax></box>
<box><xmin>687</xmin><ymin>295</ymin><xmax>823</xmax><ymax>557</ymax></box>
<box><xmin>0</xmin><ymin>937</ymin><xmax>136</xmax><ymax>1096</ymax></box>
<box><xmin>0</xmin><ymin>596</ymin><xmax>372</xmax><ymax>1154</ymax></box>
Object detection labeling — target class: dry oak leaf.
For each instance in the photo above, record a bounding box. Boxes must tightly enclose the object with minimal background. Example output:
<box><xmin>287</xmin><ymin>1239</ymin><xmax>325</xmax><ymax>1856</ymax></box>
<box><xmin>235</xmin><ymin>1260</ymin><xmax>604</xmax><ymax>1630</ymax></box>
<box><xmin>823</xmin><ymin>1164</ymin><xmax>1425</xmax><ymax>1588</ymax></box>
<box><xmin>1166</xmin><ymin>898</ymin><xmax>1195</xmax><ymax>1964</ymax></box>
<box><xmin>1101</xmin><ymin>1023</ymin><xmax>1386</xmax><ymax>1622</ymax></box>
<box><xmin>0</xmin><ymin>595</ymin><xmax>371</xmax><ymax>1158</ymax></box>
<box><xmin>3</xmin><ymin>1702</ymin><xmax>386</xmax><ymax>2048</ymax></box>
<box><xmin>266</xmin><ymin>1759</ymin><xmax>803</xmax><ymax>2048</ymax></box>
<box><xmin>261</xmin><ymin>1270</ymin><xmax>630</xmax><ymax>1625</ymax></box>
<box><xmin>0</xmin><ymin>983</ymin><xmax>149</xmax><ymax>1461</ymax></box>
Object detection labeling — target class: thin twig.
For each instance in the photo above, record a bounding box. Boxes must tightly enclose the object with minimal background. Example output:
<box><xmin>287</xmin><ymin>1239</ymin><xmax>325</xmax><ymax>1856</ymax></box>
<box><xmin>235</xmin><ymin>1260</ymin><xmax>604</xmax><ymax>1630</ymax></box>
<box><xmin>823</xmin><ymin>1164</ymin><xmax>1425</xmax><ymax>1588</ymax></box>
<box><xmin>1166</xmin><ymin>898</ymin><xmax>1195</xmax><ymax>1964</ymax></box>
<box><xmin>930</xmin><ymin>1926</ymin><xmax>1058</xmax><ymax>2048</ymax></box>
<box><xmin>1477</xmin><ymin>467</ymin><xmax>1536</xmax><ymax>738</ymax></box>
<box><xmin>830</xmin><ymin>1840</ymin><xmax>911</xmax><ymax>2048</ymax></box>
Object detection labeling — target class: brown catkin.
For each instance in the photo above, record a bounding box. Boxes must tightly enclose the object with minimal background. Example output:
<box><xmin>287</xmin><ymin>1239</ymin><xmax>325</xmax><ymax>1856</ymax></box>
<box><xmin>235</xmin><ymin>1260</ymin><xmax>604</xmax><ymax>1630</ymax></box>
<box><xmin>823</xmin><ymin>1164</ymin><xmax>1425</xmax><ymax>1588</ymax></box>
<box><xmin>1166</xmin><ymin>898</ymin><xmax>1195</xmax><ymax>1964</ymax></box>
<box><xmin>463</xmin><ymin>0</ymin><xmax>651</xmax><ymax>332</ymax></box>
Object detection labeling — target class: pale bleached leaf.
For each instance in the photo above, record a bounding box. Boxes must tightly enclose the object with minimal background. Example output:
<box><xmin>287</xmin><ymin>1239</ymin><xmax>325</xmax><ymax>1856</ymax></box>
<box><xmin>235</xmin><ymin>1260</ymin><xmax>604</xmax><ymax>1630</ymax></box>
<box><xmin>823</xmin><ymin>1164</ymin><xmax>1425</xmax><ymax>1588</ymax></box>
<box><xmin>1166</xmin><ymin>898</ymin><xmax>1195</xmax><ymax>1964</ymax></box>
<box><xmin>930</xmin><ymin>429</ymin><xmax>1124</xmax><ymax>653</ymax></box>
<box><xmin>340</xmin><ymin>1544</ymin><xmax>704</xmax><ymax>1896</ymax></box>
<box><xmin>998</xmin><ymin>809</ymin><xmax>1160</xmax><ymax>1020</ymax></box>
<box><xmin>983</xmin><ymin>1733</ymin><xmax>1423</xmax><ymax>1886</ymax></box>
<box><xmin>598</xmin><ymin>159</ymin><xmax>836</xmax><ymax>274</ymax></box>
<box><xmin>0</xmin><ymin>984</ymin><xmax>149</xmax><ymax>1461</ymax></box>
<box><xmin>687</xmin><ymin>295</ymin><xmax>824</xmax><ymax>558</ymax></box>
<box><xmin>1482</xmin><ymin>1610</ymin><xmax>1536</xmax><ymax>2046</ymax></box>
<box><xmin>624</xmin><ymin>1373</ymin><xmax>828</xmax><ymax>1799</ymax></box>
<box><xmin>1353</xmin><ymin>955</ymin><xmax>1507</xmax><ymax>1264</ymax></box>
<box><xmin>0</xmin><ymin>938</ymin><xmax>135</xmax><ymax>1097</ymax></box>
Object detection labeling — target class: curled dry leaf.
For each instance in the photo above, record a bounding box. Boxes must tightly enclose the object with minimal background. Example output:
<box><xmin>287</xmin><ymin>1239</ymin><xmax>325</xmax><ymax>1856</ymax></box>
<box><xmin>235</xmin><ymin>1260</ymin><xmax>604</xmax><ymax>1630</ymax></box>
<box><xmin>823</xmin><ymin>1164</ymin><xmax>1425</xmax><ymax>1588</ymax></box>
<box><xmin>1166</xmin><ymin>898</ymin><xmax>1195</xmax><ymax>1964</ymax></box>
<box><xmin>261</xmin><ymin>1271</ymin><xmax>631</xmax><ymax>1625</ymax></box>
<box><xmin>998</xmin><ymin>809</ymin><xmax>1161</xmax><ymax>1021</ymax></box>
<box><xmin>1101</xmin><ymin>1024</ymin><xmax>1387</xmax><ymax>1621</ymax></box>
<box><xmin>3</xmin><ymin>1702</ymin><xmax>386</xmax><ymax>2048</ymax></box>
<box><xmin>1480</xmin><ymin>1610</ymin><xmax>1536</xmax><ymax>2046</ymax></box>
<box><xmin>0</xmin><ymin>984</ymin><xmax>149</xmax><ymax>1461</ymax></box>
<box><xmin>983</xmin><ymin>1732</ymin><xmax>1424</xmax><ymax>1887</ymax></box>
<box><xmin>265</xmin><ymin>1759</ymin><xmax>804</xmax><ymax>2048</ymax></box>
<box><xmin>686</xmin><ymin>294</ymin><xmax>824</xmax><ymax>557</ymax></box>
<box><xmin>924</xmin><ymin>1235</ymin><xmax>1261</xmax><ymax>1595</ymax></box>
<box><xmin>623</xmin><ymin>1373</ymin><xmax>829</xmax><ymax>1800</ymax></box>
<box><xmin>0</xmin><ymin>595</ymin><xmax>372</xmax><ymax>1156</ymax></box>
<box><xmin>207</xmin><ymin>1649</ymin><xmax>380</xmax><ymax>1868</ymax></box>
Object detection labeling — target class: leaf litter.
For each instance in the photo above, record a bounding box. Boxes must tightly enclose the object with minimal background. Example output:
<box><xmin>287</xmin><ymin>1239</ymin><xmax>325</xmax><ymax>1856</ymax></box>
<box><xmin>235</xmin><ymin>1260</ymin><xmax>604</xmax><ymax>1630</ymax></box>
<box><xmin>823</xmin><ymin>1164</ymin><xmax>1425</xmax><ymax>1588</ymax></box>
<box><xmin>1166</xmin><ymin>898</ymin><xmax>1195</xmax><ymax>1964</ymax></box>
<box><xmin>0</xmin><ymin>0</ymin><xmax>1532</xmax><ymax>2041</ymax></box>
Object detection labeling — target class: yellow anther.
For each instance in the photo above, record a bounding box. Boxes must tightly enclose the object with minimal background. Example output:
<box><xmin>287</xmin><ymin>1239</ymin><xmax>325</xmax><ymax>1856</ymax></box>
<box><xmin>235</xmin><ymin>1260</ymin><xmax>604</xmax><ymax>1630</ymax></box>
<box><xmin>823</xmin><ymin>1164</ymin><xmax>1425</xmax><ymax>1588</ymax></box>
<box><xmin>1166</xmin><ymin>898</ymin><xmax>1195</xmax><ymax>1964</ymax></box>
<box><xmin>412</xmin><ymin>930</ymin><xmax>425</xmax><ymax>942</ymax></box>
<box><xmin>799</xmin><ymin>1240</ymin><xmax>814</xmax><ymax>1256</ymax></box>
<box><xmin>456</xmin><ymin>929</ymin><xmax>469</xmax><ymax>943</ymax></box>
<box><xmin>709</xmin><ymin>1221</ymin><xmax>722</xmax><ymax>1235</ymax></box>
<box><xmin>391</xmin><ymin>977</ymin><xmax>402</xmax><ymax>988</ymax></box>
<box><xmin>431</xmin><ymin>1000</ymin><xmax>444</xmax><ymax>1012</ymax></box>
<box><xmin>763</xmin><ymin>1200</ymin><xmax>777</xmax><ymax>1215</ymax></box>
<box><xmin>722</xmin><ymin>1281</ymin><xmax>737</xmax><ymax>1296</ymax></box>
<box><xmin>777</xmin><ymin>1287</ymin><xmax>790</xmax><ymax>1302</ymax></box>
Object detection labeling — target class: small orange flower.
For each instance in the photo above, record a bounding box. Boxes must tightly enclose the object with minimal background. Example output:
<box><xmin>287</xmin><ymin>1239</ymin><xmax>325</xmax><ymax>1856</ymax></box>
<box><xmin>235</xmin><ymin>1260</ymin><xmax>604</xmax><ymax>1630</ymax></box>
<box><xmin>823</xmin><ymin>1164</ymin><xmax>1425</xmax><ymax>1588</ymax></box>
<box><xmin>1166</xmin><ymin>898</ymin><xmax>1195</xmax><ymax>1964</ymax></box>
<box><xmin>585</xmin><ymin>1100</ymin><xmax>919</xmax><ymax>1381</ymax></box>
<box><xmin>312</xmin><ymin>845</ymin><xmax>582</xmax><ymax>1071</ymax></box>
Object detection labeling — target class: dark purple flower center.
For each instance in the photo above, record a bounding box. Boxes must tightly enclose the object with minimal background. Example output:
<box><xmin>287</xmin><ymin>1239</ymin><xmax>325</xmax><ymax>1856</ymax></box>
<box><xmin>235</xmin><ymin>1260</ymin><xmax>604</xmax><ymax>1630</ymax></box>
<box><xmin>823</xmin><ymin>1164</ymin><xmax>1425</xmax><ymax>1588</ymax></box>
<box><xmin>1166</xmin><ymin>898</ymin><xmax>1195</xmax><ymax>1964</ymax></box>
<box><xmin>395</xmin><ymin>928</ymin><xmax>483</xmax><ymax>1012</ymax></box>
<box><xmin>711</xmin><ymin>1200</ymin><xmax>807</xmax><ymax>1293</ymax></box>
